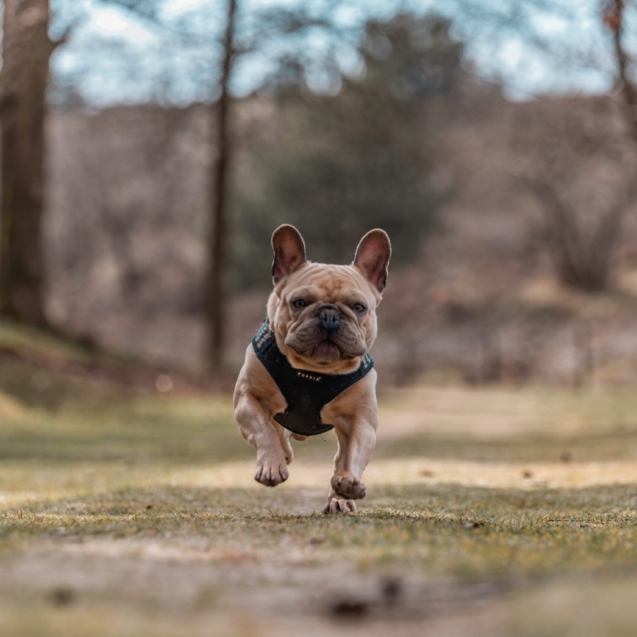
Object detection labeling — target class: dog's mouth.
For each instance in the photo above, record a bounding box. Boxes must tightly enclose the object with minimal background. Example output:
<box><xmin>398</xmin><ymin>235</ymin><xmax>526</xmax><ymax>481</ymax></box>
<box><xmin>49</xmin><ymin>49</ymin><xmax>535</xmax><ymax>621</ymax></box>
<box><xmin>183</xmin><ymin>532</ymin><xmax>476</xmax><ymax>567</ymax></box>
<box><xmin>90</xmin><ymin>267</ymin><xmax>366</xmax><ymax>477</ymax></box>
<box><xmin>287</xmin><ymin>337</ymin><xmax>353</xmax><ymax>363</ymax></box>
<box><xmin>285</xmin><ymin>323</ymin><xmax>367</xmax><ymax>364</ymax></box>
<box><xmin>312</xmin><ymin>340</ymin><xmax>342</xmax><ymax>361</ymax></box>
<box><xmin>305</xmin><ymin>337</ymin><xmax>364</xmax><ymax>364</ymax></box>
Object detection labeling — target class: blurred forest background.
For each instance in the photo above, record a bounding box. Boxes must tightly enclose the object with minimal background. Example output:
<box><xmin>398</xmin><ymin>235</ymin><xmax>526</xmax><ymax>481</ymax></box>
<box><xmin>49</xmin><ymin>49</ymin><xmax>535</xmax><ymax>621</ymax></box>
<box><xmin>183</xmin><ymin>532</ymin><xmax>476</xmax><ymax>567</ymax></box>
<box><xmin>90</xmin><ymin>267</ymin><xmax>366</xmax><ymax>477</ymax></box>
<box><xmin>3</xmin><ymin>0</ymin><xmax>637</xmax><ymax>388</ymax></box>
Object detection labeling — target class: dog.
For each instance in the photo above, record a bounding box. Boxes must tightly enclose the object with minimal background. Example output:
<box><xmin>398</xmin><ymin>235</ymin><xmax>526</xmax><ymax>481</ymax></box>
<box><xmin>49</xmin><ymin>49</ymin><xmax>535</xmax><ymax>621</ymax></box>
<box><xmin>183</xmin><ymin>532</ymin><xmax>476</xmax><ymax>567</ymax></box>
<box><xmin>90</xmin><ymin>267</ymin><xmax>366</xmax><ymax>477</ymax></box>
<box><xmin>233</xmin><ymin>224</ymin><xmax>391</xmax><ymax>513</ymax></box>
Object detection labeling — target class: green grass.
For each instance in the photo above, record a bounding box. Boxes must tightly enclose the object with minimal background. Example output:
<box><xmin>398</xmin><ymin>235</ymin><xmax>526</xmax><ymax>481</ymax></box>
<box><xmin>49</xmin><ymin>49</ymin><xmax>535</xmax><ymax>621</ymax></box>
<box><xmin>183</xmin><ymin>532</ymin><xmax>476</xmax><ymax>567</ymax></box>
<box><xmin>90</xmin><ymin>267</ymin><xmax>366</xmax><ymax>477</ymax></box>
<box><xmin>3</xmin><ymin>482</ymin><xmax>637</xmax><ymax>576</ymax></box>
<box><xmin>0</xmin><ymin>393</ymin><xmax>241</xmax><ymax>462</ymax></box>
<box><xmin>3</xmin><ymin>319</ymin><xmax>637</xmax><ymax>636</ymax></box>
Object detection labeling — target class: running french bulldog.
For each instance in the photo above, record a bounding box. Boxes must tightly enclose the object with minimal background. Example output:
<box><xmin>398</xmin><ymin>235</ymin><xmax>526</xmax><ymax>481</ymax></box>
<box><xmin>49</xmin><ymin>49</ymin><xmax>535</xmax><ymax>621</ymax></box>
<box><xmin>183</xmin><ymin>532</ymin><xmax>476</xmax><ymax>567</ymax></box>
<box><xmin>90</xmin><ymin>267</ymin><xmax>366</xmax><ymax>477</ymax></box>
<box><xmin>233</xmin><ymin>224</ymin><xmax>391</xmax><ymax>513</ymax></box>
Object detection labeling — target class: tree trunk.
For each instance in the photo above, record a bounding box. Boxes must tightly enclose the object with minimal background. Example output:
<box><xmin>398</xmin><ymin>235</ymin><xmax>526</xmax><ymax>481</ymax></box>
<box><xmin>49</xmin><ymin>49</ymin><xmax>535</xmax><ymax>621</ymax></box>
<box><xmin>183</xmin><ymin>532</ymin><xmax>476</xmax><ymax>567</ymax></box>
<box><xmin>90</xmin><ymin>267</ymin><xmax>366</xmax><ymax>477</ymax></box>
<box><xmin>0</xmin><ymin>0</ymin><xmax>54</xmax><ymax>326</ymax></box>
<box><xmin>607</xmin><ymin>0</ymin><xmax>637</xmax><ymax>143</ymax></box>
<box><xmin>206</xmin><ymin>0</ymin><xmax>237</xmax><ymax>372</ymax></box>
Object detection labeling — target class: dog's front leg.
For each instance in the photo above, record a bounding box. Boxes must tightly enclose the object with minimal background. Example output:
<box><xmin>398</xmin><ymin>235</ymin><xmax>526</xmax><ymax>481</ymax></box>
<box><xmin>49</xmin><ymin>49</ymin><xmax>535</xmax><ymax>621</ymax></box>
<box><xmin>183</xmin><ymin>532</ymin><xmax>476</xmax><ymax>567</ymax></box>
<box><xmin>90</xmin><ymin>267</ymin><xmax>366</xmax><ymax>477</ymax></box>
<box><xmin>234</xmin><ymin>391</ymin><xmax>290</xmax><ymax>487</ymax></box>
<box><xmin>324</xmin><ymin>413</ymin><xmax>377</xmax><ymax>513</ymax></box>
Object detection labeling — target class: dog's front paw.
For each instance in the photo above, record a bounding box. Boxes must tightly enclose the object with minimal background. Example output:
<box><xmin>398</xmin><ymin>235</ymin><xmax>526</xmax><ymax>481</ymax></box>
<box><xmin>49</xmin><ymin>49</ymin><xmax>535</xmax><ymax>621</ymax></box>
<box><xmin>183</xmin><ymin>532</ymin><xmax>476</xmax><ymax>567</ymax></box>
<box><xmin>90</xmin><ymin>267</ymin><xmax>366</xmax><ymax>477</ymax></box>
<box><xmin>331</xmin><ymin>473</ymin><xmax>367</xmax><ymax>500</ymax></box>
<box><xmin>254</xmin><ymin>456</ymin><xmax>289</xmax><ymax>487</ymax></box>
<box><xmin>323</xmin><ymin>495</ymin><xmax>357</xmax><ymax>514</ymax></box>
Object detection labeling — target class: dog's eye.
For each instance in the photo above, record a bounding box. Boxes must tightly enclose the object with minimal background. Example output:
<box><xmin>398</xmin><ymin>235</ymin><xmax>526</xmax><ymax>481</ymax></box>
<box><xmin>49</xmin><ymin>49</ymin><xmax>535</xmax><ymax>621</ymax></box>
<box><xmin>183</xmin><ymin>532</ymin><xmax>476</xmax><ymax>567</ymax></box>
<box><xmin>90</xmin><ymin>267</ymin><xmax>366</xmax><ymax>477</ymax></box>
<box><xmin>353</xmin><ymin>303</ymin><xmax>366</xmax><ymax>313</ymax></box>
<box><xmin>292</xmin><ymin>299</ymin><xmax>307</xmax><ymax>309</ymax></box>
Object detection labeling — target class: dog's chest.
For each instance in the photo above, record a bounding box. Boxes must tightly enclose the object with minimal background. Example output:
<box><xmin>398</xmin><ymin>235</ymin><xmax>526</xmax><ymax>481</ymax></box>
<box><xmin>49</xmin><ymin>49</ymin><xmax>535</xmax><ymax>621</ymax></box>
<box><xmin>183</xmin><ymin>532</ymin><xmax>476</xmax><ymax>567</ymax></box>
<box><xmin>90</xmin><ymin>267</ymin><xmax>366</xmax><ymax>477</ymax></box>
<box><xmin>251</xmin><ymin>320</ymin><xmax>374</xmax><ymax>437</ymax></box>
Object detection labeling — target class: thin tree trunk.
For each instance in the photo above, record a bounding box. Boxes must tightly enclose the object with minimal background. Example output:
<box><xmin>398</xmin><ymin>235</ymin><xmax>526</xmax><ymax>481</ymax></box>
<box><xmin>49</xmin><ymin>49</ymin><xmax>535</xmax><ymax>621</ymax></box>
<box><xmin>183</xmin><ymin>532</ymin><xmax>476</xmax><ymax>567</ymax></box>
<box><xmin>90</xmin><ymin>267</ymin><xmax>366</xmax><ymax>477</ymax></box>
<box><xmin>206</xmin><ymin>0</ymin><xmax>237</xmax><ymax>372</ymax></box>
<box><xmin>608</xmin><ymin>0</ymin><xmax>637</xmax><ymax>142</ymax></box>
<box><xmin>0</xmin><ymin>0</ymin><xmax>55</xmax><ymax>326</ymax></box>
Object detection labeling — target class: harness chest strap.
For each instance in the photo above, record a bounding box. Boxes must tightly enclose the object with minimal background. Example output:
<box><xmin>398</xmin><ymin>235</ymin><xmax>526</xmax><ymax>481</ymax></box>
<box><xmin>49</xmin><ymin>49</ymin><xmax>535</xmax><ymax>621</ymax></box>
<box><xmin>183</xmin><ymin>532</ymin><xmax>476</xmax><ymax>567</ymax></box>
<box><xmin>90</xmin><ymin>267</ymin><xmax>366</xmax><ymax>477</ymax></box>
<box><xmin>251</xmin><ymin>319</ymin><xmax>374</xmax><ymax>437</ymax></box>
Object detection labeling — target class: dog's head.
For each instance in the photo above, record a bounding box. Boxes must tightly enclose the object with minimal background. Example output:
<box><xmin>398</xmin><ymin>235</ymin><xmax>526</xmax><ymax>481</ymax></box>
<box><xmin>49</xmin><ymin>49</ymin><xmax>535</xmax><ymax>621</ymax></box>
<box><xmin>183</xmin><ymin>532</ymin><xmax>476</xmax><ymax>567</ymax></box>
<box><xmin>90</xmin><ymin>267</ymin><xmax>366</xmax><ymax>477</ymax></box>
<box><xmin>266</xmin><ymin>225</ymin><xmax>391</xmax><ymax>374</ymax></box>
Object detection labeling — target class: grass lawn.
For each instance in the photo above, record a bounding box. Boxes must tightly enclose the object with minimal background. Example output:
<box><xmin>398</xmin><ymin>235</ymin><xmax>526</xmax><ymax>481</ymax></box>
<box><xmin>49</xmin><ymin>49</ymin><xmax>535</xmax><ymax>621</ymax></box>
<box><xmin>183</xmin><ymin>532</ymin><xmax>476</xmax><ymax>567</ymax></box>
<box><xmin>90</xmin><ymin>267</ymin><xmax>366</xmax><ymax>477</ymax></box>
<box><xmin>2</xmin><ymin>320</ymin><xmax>637</xmax><ymax>636</ymax></box>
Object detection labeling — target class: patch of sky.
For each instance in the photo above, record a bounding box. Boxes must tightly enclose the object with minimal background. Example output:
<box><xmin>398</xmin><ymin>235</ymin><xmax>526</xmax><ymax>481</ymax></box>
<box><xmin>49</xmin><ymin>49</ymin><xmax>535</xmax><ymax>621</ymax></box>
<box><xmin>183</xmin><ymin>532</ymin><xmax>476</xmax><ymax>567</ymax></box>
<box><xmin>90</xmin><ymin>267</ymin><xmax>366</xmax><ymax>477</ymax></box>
<box><xmin>46</xmin><ymin>0</ymin><xmax>637</xmax><ymax>106</ymax></box>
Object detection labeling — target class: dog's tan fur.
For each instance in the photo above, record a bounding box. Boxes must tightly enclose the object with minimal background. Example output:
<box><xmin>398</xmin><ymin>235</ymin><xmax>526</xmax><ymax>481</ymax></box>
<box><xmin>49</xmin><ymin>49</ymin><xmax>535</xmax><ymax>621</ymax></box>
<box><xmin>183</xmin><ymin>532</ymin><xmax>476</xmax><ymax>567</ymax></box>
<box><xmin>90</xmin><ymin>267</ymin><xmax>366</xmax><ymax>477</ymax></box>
<box><xmin>233</xmin><ymin>225</ymin><xmax>390</xmax><ymax>513</ymax></box>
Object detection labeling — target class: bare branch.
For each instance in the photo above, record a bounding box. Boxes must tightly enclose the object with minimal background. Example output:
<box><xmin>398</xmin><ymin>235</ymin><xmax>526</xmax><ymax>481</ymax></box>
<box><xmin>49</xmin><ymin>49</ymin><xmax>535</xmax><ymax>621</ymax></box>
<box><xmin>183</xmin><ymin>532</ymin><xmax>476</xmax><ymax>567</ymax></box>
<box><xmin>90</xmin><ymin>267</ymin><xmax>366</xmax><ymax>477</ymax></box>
<box><xmin>49</xmin><ymin>16</ymin><xmax>85</xmax><ymax>52</ymax></box>
<box><xmin>605</xmin><ymin>0</ymin><xmax>637</xmax><ymax>142</ymax></box>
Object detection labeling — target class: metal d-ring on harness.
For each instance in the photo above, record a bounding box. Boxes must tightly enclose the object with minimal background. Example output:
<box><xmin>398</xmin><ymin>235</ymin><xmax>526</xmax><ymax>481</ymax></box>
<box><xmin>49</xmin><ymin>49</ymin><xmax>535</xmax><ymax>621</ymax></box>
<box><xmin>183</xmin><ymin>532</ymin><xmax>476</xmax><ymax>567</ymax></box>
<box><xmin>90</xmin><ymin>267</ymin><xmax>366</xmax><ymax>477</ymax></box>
<box><xmin>251</xmin><ymin>319</ymin><xmax>374</xmax><ymax>437</ymax></box>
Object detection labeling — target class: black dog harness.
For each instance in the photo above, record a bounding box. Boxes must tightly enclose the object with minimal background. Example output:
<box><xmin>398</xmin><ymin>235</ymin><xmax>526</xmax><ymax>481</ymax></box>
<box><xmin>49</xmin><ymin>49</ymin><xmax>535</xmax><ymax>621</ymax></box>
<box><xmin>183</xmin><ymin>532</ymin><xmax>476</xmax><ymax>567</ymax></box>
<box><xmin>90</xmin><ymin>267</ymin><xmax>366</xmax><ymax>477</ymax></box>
<box><xmin>251</xmin><ymin>319</ymin><xmax>374</xmax><ymax>437</ymax></box>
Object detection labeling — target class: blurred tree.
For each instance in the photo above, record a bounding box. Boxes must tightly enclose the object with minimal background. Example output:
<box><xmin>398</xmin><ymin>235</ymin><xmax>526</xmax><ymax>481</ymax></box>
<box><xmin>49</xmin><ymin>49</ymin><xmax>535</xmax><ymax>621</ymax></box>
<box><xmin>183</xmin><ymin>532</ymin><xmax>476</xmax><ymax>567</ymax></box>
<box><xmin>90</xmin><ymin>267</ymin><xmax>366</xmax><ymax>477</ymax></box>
<box><xmin>207</xmin><ymin>0</ymin><xmax>237</xmax><ymax>373</ymax></box>
<box><xmin>514</xmin><ymin>98</ymin><xmax>637</xmax><ymax>292</ymax></box>
<box><xmin>0</xmin><ymin>0</ymin><xmax>66</xmax><ymax>325</ymax></box>
<box><xmin>206</xmin><ymin>0</ymin><xmax>361</xmax><ymax>369</ymax></box>
<box><xmin>507</xmin><ymin>0</ymin><xmax>637</xmax><ymax>294</ymax></box>
<box><xmin>233</xmin><ymin>14</ymin><xmax>463</xmax><ymax>288</ymax></box>
<box><xmin>90</xmin><ymin>0</ymin><xmax>349</xmax><ymax>370</ymax></box>
<box><xmin>604</xmin><ymin>0</ymin><xmax>637</xmax><ymax>141</ymax></box>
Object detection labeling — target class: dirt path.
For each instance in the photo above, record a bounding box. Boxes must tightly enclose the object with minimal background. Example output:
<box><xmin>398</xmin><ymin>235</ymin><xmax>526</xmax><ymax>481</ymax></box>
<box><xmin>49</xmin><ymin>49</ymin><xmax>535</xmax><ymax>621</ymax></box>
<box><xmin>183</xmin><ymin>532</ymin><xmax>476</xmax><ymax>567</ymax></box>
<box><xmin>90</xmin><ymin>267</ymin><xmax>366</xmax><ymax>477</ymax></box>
<box><xmin>0</xmin><ymin>547</ymin><xmax>512</xmax><ymax>637</ymax></box>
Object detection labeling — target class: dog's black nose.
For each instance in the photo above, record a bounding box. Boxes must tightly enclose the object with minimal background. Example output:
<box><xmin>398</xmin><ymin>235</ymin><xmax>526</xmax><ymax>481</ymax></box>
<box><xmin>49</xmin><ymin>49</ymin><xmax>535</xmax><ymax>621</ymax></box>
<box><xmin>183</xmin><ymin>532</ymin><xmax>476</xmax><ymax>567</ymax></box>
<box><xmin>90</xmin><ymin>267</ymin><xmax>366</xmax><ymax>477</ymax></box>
<box><xmin>319</xmin><ymin>304</ymin><xmax>340</xmax><ymax>332</ymax></box>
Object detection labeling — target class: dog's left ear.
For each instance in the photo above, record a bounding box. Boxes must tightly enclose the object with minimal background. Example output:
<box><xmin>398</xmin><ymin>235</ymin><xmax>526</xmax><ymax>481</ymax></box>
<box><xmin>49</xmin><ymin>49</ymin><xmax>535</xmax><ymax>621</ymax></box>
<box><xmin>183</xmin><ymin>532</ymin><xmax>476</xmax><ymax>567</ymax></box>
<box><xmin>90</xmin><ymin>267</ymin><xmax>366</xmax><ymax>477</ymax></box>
<box><xmin>272</xmin><ymin>224</ymin><xmax>307</xmax><ymax>284</ymax></box>
<box><xmin>353</xmin><ymin>229</ymin><xmax>391</xmax><ymax>292</ymax></box>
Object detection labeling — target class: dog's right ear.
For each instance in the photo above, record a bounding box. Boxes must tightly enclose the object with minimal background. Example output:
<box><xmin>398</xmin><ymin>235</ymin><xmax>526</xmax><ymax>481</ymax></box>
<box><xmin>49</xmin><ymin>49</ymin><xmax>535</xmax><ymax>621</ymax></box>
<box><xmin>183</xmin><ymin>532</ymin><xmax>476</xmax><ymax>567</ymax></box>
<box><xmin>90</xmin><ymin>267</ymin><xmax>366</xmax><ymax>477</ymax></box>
<box><xmin>272</xmin><ymin>224</ymin><xmax>307</xmax><ymax>284</ymax></box>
